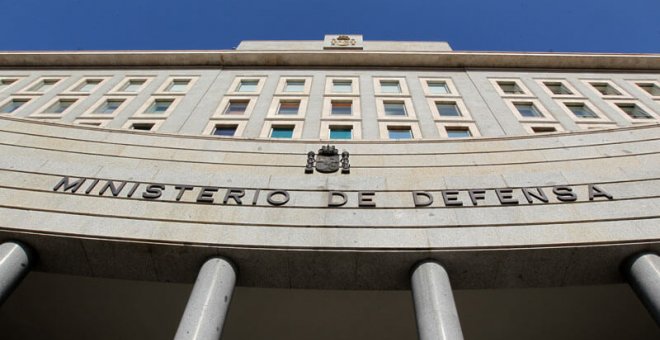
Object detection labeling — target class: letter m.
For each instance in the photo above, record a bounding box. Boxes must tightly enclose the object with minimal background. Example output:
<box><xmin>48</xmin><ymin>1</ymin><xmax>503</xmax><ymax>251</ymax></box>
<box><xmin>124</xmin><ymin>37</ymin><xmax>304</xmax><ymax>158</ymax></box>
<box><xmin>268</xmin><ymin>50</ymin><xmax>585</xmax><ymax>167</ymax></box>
<box><xmin>53</xmin><ymin>176</ymin><xmax>86</xmax><ymax>193</ymax></box>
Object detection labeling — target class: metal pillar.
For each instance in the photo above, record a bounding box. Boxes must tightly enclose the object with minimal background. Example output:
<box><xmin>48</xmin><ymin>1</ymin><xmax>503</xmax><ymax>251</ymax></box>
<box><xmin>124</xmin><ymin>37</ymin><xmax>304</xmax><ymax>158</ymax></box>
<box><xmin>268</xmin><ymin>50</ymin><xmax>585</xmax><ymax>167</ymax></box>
<box><xmin>0</xmin><ymin>241</ymin><xmax>32</xmax><ymax>305</ymax></box>
<box><xmin>174</xmin><ymin>257</ymin><xmax>237</xmax><ymax>340</ymax></box>
<box><xmin>411</xmin><ymin>260</ymin><xmax>464</xmax><ymax>340</ymax></box>
<box><xmin>624</xmin><ymin>252</ymin><xmax>660</xmax><ymax>325</ymax></box>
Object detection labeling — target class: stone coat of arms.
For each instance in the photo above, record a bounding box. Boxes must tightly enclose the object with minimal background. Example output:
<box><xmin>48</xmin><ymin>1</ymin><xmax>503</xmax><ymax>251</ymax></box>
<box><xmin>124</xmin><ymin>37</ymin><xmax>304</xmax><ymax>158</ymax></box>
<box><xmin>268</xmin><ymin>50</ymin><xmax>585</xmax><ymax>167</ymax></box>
<box><xmin>305</xmin><ymin>145</ymin><xmax>350</xmax><ymax>174</ymax></box>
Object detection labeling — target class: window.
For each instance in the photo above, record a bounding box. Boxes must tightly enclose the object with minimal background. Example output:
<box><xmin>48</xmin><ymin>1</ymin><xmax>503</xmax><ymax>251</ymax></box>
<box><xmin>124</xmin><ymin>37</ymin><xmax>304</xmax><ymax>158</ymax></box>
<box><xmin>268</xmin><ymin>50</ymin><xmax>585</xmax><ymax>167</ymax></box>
<box><xmin>616</xmin><ymin>103</ymin><xmax>653</xmax><ymax>119</ymax></box>
<box><xmin>270</xmin><ymin>126</ymin><xmax>294</xmax><ymax>138</ymax></box>
<box><xmin>329</xmin><ymin>126</ymin><xmax>352</xmax><ymax>140</ymax></box>
<box><xmin>384</xmin><ymin>101</ymin><xmax>407</xmax><ymax>116</ymax></box>
<box><xmin>636</xmin><ymin>82</ymin><xmax>660</xmax><ymax>96</ymax></box>
<box><xmin>387</xmin><ymin>126</ymin><xmax>413</xmax><ymax>139</ymax></box>
<box><xmin>531</xmin><ymin>126</ymin><xmax>557</xmax><ymax>134</ymax></box>
<box><xmin>28</xmin><ymin>79</ymin><xmax>60</xmax><ymax>92</ymax></box>
<box><xmin>435</xmin><ymin>102</ymin><xmax>462</xmax><ymax>117</ymax></box>
<box><xmin>44</xmin><ymin>99</ymin><xmax>76</xmax><ymax>114</ymax></box>
<box><xmin>77</xmin><ymin>121</ymin><xmax>102</xmax><ymax>126</ymax></box>
<box><xmin>73</xmin><ymin>79</ymin><xmax>102</xmax><ymax>92</ymax></box>
<box><xmin>0</xmin><ymin>78</ymin><xmax>18</xmax><ymax>90</ymax></box>
<box><xmin>224</xmin><ymin>100</ymin><xmax>250</xmax><ymax>115</ymax></box>
<box><xmin>428</xmin><ymin>81</ymin><xmax>450</xmax><ymax>95</ymax></box>
<box><xmin>543</xmin><ymin>81</ymin><xmax>573</xmax><ymax>95</ymax></box>
<box><xmin>237</xmin><ymin>79</ymin><xmax>259</xmax><ymax>92</ymax></box>
<box><xmin>121</xmin><ymin>79</ymin><xmax>146</xmax><ymax>92</ymax></box>
<box><xmin>445</xmin><ymin>127</ymin><xmax>472</xmax><ymax>138</ymax></box>
<box><xmin>145</xmin><ymin>99</ymin><xmax>173</xmax><ymax>114</ymax></box>
<box><xmin>212</xmin><ymin>125</ymin><xmax>238</xmax><ymax>137</ymax></box>
<box><xmin>331</xmin><ymin>100</ymin><xmax>352</xmax><ymax>115</ymax></box>
<box><xmin>0</xmin><ymin>99</ymin><xmax>29</xmax><ymax>113</ymax></box>
<box><xmin>332</xmin><ymin>80</ymin><xmax>352</xmax><ymax>93</ymax></box>
<box><xmin>380</xmin><ymin>80</ymin><xmax>401</xmax><ymax>93</ymax></box>
<box><xmin>130</xmin><ymin>123</ymin><xmax>155</xmax><ymax>131</ymax></box>
<box><xmin>514</xmin><ymin>103</ymin><xmax>543</xmax><ymax>118</ymax></box>
<box><xmin>565</xmin><ymin>103</ymin><xmax>598</xmax><ymax>119</ymax></box>
<box><xmin>94</xmin><ymin>99</ymin><xmax>124</xmax><ymax>114</ymax></box>
<box><xmin>590</xmin><ymin>82</ymin><xmax>621</xmax><ymax>96</ymax></box>
<box><xmin>166</xmin><ymin>79</ymin><xmax>190</xmax><ymax>92</ymax></box>
<box><xmin>277</xmin><ymin>100</ymin><xmax>300</xmax><ymax>115</ymax></box>
<box><xmin>284</xmin><ymin>80</ymin><xmax>305</xmax><ymax>92</ymax></box>
<box><xmin>497</xmin><ymin>81</ymin><xmax>525</xmax><ymax>94</ymax></box>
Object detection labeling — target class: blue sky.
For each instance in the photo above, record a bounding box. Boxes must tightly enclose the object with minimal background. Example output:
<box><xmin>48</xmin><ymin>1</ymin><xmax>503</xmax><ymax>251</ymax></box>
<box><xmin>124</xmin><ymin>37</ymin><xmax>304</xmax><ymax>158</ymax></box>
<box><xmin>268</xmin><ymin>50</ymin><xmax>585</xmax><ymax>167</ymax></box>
<box><xmin>2</xmin><ymin>0</ymin><xmax>659</xmax><ymax>53</ymax></box>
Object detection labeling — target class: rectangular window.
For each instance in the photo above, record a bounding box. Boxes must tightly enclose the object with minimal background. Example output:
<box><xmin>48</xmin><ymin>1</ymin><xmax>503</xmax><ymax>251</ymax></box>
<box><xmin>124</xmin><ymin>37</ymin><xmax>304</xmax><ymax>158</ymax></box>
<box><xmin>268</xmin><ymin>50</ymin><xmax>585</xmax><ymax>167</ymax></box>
<box><xmin>277</xmin><ymin>100</ymin><xmax>300</xmax><ymax>115</ymax></box>
<box><xmin>237</xmin><ymin>80</ymin><xmax>259</xmax><ymax>92</ymax></box>
<box><xmin>428</xmin><ymin>81</ymin><xmax>450</xmax><ymax>95</ymax></box>
<box><xmin>77</xmin><ymin>121</ymin><xmax>102</xmax><ymax>126</ymax></box>
<box><xmin>384</xmin><ymin>101</ymin><xmax>407</xmax><ymax>116</ymax></box>
<box><xmin>130</xmin><ymin>123</ymin><xmax>154</xmax><ymax>131</ymax></box>
<box><xmin>590</xmin><ymin>82</ymin><xmax>621</xmax><ymax>96</ymax></box>
<box><xmin>331</xmin><ymin>100</ymin><xmax>352</xmax><ymax>115</ymax></box>
<box><xmin>543</xmin><ymin>81</ymin><xmax>573</xmax><ymax>95</ymax></box>
<box><xmin>145</xmin><ymin>99</ymin><xmax>173</xmax><ymax>114</ymax></box>
<box><xmin>212</xmin><ymin>125</ymin><xmax>238</xmax><ymax>137</ymax></box>
<box><xmin>636</xmin><ymin>83</ymin><xmax>660</xmax><ymax>96</ymax></box>
<box><xmin>445</xmin><ymin>127</ymin><xmax>472</xmax><ymax>138</ymax></box>
<box><xmin>270</xmin><ymin>126</ymin><xmax>294</xmax><ymax>139</ymax></box>
<box><xmin>388</xmin><ymin>126</ymin><xmax>412</xmax><ymax>139</ymax></box>
<box><xmin>436</xmin><ymin>102</ymin><xmax>462</xmax><ymax>117</ymax></box>
<box><xmin>380</xmin><ymin>80</ymin><xmax>401</xmax><ymax>93</ymax></box>
<box><xmin>121</xmin><ymin>79</ymin><xmax>146</xmax><ymax>92</ymax></box>
<box><xmin>329</xmin><ymin>126</ymin><xmax>353</xmax><ymax>139</ymax></box>
<box><xmin>166</xmin><ymin>79</ymin><xmax>190</xmax><ymax>92</ymax></box>
<box><xmin>28</xmin><ymin>79</ymin><xmax>60</xmax><ymax>92</ymax></box>
<box><xmin>224</xmin><ymin>100</ymin><xmax>250</xmax><ymax>115</ymax></box>
<box><xmin>0</xmin><ymin>99</ymin><xmax>29</xmax><ymax>113</ymax></box>
<box><xmin>514</xmin><ymin>103</ymin><xmax>543</xmax><ymax>118</ymax></box>
<box><xmin>94</xmin><ymin>99</ymin><xmax>124</xmax><ymax>114</ymax></box>
<box><xmin>74</xmin><ymin>79</ymin><xmax>102</xmax><ymax>92</ymax></box>
<box><xmin>565</xmin><ymin>103</ymin><xmax>598</xmax><ymax>118</ymax></box>
<box><xmin>44</xmin><ymin>99</ymin><xmax>76</xmax><ymax>113</ymax></box>
<box><xmin>332</xmin><ymin>80</ymin><xmax>352</xmax><ymax>93</ymax></box>
<box><xmin>0</xmin><ymin>78</ymin><xmax>17</xmax><ymax>89</ymax></box>
<box><xmin>531</xmin><ymin>126</ymin><xmax>558</xmax><ymax>134</ymax></box>
<box><xmin>616</xmin><ymin>103</ymin><xmax>653</xmax><ymax>119</ymax></box>
<box><xmin>497</xmin><ymin>81</ymin><xmax>524</xmax><ymax>94</ymax></box>
<box><xmin>284</xmin><ymin>80</ymin><xmax>305</xmax><ymax>92</ymax></box>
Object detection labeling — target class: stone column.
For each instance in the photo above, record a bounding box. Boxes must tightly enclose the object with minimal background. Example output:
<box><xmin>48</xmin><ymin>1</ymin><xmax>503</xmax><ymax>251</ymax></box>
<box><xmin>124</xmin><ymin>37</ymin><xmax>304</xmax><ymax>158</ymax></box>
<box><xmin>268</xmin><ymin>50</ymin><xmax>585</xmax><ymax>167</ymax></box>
<box><xmin>411</xmin><ymin>260</ymin><xmax>464</xmax><ymax>340</ymax></box>
<box><xmin>624</xmin><ymin>252</ymin><xmax>660</xmax><ymax>325</ymax></box>
<box><xmin>174</xmin><ymin>257</ymin><xmax>237</xmax><ymax>340</ymax></box>
<box><xmin>0</xmin><ymin>241</ymin><xmax>32</xmax><ymax>305</ymax></box>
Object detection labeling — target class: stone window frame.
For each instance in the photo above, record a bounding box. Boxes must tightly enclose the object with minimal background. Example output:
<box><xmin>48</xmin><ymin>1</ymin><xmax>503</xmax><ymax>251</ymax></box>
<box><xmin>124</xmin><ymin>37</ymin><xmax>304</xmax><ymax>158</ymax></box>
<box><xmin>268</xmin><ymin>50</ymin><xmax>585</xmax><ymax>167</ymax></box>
<box><xmin>132</xmin><ymin>96</ymin><xmax>182</xmax><ymax>118</ymax></box>
<box><xmin>378</xmin><ymin>122</ymin><xmax>422</xmax><ymax>140</ymax></box>
<box><xmin>582</xmin><ymin>79</ymin><xmax>632</xmax><ymax>99</ymax></box>
<box><xmin>556</xmin><ymin>99</ymin><xmax>611</xmax><ymax>123</ymax></box>
<box><xmin>63</xmin><ymin>77</ymin><xmax>111</xmax><ymax>95</ymax></box>
<box><xmin>521</xmin><ymin>123</ymin><xmax>566</xmax><ymax>135</ymax></box>
<box><xmin>73</xmin><ymin>119</ymin><xmax>111</xmax><ymax>127</ymax></box>
<box><xmin>108</xmin><ymin>76</ymin><xmax>155</xmax><ymax>95</ymax></box>
<box><xmin>266</xmin><ymin>96</ymin><xmax>308</xmax><ymax>120</ymax></box>
<box><xmin>259</xmin><ymin>121</ymin><xmax>304</xmax><ymax>139</ymax></box>
<box><xmin>436</xmin><ymin>122</ymin><xmax>481</xmax><ymax>138</ymax></box>
<box><xmin>121</xmin><ymin>119</ymin><xmax>165</xmax><ymax>132</ymax></box>
<box><xmin>376</xmin><ymin>97</ymin><xmax>417</xmax><ymax>121</ymax></box>
<box><xmin>605</xmin><ymin>99</ymin><xmax>660</xmax><ymax>122</ymax></box>
<box><xmin>489</xmin><ymin>78</ymin><xmax>533</xmax><ymax>98</ymax></box>
<box><xmin>320</xmin><ymin>121</ymin><xmax>363</xmax><ymax>140</ymax></box>
<box><xmin>419</xmin><ymin>77</ymin><xmax>460</xmax><ymax>97</ymax></box>
<box><xmin>503</xmin><ymin>98</ymin><xmax>555</xmax><ymax>122</ymax></box>
<box><xmin>202</xmin><ymin>120</ymin><xmax>248</xmax><ymax>137</ymax></box>
<box><xmin>576</xmin><ymin>122</ymin><xmax>617</xmax><ymax>131</ymax></box>
<box><xmin>18</xmin><ymin>77</ymin><xmax>66</xmax><ymax>95</ymax></box>
<box><xmin>373</xmin><ymin>77</ymin><xmax>410</xmax><ymax>96</ymax></box>
<box><xmin>0</xmin><ymin>96</ymin><xmax>37</xmax><ymax>115</ymax></box>
<box><xmin>80</xmin><ymin>95</ymin><xmax>134</xmax><ymax>118</ymax></box>
<box><xmin>212</xmin><ymin>96</ymin><xmax>257</xmax><ymax>119</ymax></box>
<box><xmin>30</xmin><ymin>96</ymin><xmax>84</xmax><ymax>118</ymax></box>
<box><xmin>324</xmin><ymin>76</ymin><xmax>360</xmax><ymax>96</ymax></box>
<box><xmin>0</xmin><ymin>76</ymin><xmax>26</xmax><ymax>93</ymax></box>
<box><xmin>154</xmin><ymin>76</ymin><xmax>199</xmax><ymax>95</ymax></box>
<box><xmin>226</xmin><ymin>76</ymin><xmax>267</xmax><ymax>95</ymax></box>
<box><xmin>534</xmin><ymin>79</ymin><xmax>583</xmax><ymax>99</ymax></box>
<box><xmin>321</xmin><ymin>96</ymin><xmax>362</xmax><ymax>120</ymax></box>
<box><xmin>629</xmin><ymin>80</ymin><xmax>660</xmax><ymax>100</ymax></box>
<box><xmin>427</xmin><ymin>98</ymin><xmax>473</xmax><ymax>121</ymax></box>
<box><xmin>275</xmin><ymin>76</ymin><xmax>313</xmax><ymax>95</ymax></box>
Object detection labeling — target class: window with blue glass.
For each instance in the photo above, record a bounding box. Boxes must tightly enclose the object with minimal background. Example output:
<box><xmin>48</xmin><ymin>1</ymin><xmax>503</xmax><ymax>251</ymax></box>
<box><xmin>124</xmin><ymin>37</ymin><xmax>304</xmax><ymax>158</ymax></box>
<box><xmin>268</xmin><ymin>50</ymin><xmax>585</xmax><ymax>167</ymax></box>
<box><xmin>329</xmin><ymin>126</ymin><xmax>352</xmax><ymax>139</ymax></box>
<box><xmin>0</xmin><ymin>99</ymin><xmax>29</xmax><ymax>113</ymax></box>
<box><xmin>388</xmin><ymin>126</ymin><xmax>412</xmax><ymax>139</ymax></box>
<box><xmin>514</xmin><ymin>102</ymin><xmax>543</xmax><ymax>118</ymax></box>
<box><xmin>384</xmin><ymin>101</ymin><xmax>407</xmax><ymax>116</ymax></box>
<box><xmin>445</xmin><ymin>127</ymin><xmax>472</xmax><ymax>138</ymax></box>
<box><xmin>145</xmin><ymin>99</ymin><xmax>173</xmax><ymax>114</ymax></box>
<box><xmin>436</xmin><ymin>102</ymin><xmax>461</xmax><ymax>117</ymax></box>
<box><xmin>270</xmin><ymin>126</ymin><xmax>294</xmax><ymax>138</ymax></box>
<box><xmin>213</xmin><ymin>125</ymin><xmax>237</xmax><ymax>137</ymax></box>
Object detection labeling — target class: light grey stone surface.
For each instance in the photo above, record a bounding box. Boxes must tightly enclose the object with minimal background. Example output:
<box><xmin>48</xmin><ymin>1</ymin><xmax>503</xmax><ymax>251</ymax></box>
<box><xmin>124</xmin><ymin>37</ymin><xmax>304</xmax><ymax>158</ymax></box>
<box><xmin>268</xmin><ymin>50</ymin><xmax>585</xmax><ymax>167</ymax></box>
<box><xmin>0</xmin><ymin>242</ymin><xmax>32</xmax><ymax>304</ymax></box>
<box><xmin>624</xmin><ymin>253</ymin><xmax>660</xmax><ymax>325</ymax></box>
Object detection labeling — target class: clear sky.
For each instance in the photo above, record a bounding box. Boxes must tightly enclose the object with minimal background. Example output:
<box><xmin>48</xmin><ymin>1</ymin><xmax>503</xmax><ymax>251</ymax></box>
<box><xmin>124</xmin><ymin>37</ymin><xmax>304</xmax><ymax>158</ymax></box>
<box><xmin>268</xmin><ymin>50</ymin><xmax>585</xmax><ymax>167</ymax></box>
<box><xmin>3</xmin><ymin>0</ymin><xmax>659</xmax><ymax>53</ymax></box>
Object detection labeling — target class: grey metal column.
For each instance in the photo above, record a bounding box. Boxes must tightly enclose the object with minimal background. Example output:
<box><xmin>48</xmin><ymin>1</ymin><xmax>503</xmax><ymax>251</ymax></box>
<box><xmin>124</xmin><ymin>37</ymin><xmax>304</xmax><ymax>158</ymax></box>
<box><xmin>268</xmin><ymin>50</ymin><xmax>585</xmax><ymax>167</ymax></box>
<box><xmin>0</xmin><ymin>241</ymin><xmax>32</xmax><ymax>305</ymax></box>
<box><xmin>411</xmin><ymin>260</ymin><xmax>464</xmax><ymax>340</ymax></box>
<box><xmin>624</xmin><ymin>252</ymin><xmax>660</xmax><ymax>325</ymax></box>
<box><xmin>175</xmin><ymin>257</ymin><xmax>237</xmax><ymax>340</ymax></box>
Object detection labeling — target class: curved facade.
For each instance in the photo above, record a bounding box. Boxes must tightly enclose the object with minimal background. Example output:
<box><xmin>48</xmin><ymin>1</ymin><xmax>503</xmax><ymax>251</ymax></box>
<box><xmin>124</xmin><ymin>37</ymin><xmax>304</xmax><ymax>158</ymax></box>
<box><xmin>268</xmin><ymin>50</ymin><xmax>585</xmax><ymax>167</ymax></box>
<box><xmin>1</xmin><ymin>36</ymin><xmax>660</xmax><ymax>339</ymax></box>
